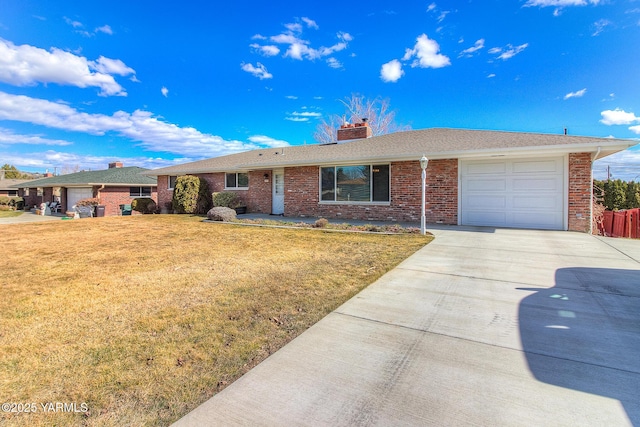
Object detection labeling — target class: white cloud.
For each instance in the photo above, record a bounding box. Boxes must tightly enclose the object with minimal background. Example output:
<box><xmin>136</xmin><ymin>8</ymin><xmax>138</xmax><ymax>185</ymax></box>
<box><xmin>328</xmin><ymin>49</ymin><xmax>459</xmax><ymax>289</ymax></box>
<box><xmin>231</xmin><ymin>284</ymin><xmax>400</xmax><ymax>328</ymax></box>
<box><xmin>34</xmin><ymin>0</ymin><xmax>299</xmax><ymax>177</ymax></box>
<box><xmin>95</xmin><ymin>25</ymin><xmax>113</xmax><ymax>35</ymax></box>
<box><xmin>0</xmin><ymin>128</ymin><xmax>73</xmax><ymax>146</ymax></box>
<box><xmin>403</xmin><ymin>34</ymin><xmax>451</xmax><ymax>68</ymax></box>
<box><xmin>491</xmin><ymin>43</ymin><xmax>529</xmax><ymax>60</ymax></box>
<box><xmin>326</xmin><ymin>57</ymin><xmax>342</xmax><ymax>69</ymax></box>
<box><xmin>380</xmin><ymin>59</ymin><xmax>404</xmax><ymax>82</ymax></box>
<box><xmin>161</xmin><ymin>86</ymin><xmax>169</xmax><ymax>97</ymax></box>
<box><xmin>64</xmin><ymin>17</ymin><xmax>83</xmax><ymax>28</ymax></box>
<box><xmin>564</xmin><ymin>88</ymin><xmax>587</xmax><ymax>99</ymax></box>
<box><xmin>285</xmin><ymin>111</ymin><xmax>322</xmax><ymax>122</ymax></box>
<box><xmin>0</xmin><ymin>38</ymin><xmax>134</xmax><ymax>96</ymax></box>
<box><xmin>630</xmin><ymin>126</ymin><xmax>640</xmax><ymax>135</ymax></box>
<box><xmin>2</xmin><ymin>150</ymin><xmax>195</xmax><ymax>172</ymax></box>
<box><xmin>592</xmin><ymin>19</ymin><xmax>611</xmax><ymax>36</ymax></box>
<box><xmin>600</xmin><ymin>109</ymin><xmax>640</xmax><ymax>125</ymax></box>
<box><xmin>301</xmin><ymin>17</ymin><xmax>319</xmax><ymax>29</ymax></box>
<box><xmin>593</xmin><ymin>146</ymin><xmax>640</xmax><ymax>181</ymax></box>
<box><xmin>250</xmin><ymin>20</ymin><xmax>352</xmax><ymax>66</ymax></box>
<box><xmin>487</xmin><ymin>73</ymin><xmax>496</xmax><ymax>78</ymax></box>
<box><xmin>285</xmin><ymin>95</ymin><xmax>298</xmax><ymax>99</ymax></box>
<box><xmin>459</xmin><ymin>39</ymin><xmax>485</xmax><ymax>57</ymax></box>
<box><xmin>250</xmin><ymin>43</ymin><xmax>280</xmax><ymax>56</ymax></box>
<box><xmin>91</xmin><ymin>56</ymin><xmax>135</xmax><ymax>76</ymax></box>
<box><xmin>427</xmin><ymin>3</ymin><xmax>437</xmax><ymax>12</ymax></box>
<box><xmin>524</xmin><ymin>0</ymin><xmax>600</xmax><ymax>6</ymax></box>
<box><xmin>0</xmin><ymin>91</ymin><xmax>290</xmax><ymax>157</ymax></box>
<box><xmin>247</xmin><ymin>135</ymin><xmax>290</xmax><ymax>147</ymax></box>
<box><xmin>241</xmin><ymin>62</ymin><xmax>273</xmax><ymax>79</ymax></box>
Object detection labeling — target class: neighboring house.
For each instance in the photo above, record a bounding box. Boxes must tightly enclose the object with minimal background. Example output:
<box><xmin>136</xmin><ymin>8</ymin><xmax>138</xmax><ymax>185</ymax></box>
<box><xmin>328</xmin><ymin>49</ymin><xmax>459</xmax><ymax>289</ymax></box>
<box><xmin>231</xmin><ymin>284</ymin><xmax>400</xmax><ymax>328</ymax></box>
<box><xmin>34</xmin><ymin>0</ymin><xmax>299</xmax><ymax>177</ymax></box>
<box><xmin>12</xmin><ymin>162</ymin><xmax>157</xmax><ymax>216</ymax></box>
<box><xmin>143</xmin><ymin>125</ymin><xmax>635</xmax><ymax>232</ymax></box>
<box><xmin>0</xmin><ymin>179</ymin><xmax>30</xmax><ymax>198</ymax></box>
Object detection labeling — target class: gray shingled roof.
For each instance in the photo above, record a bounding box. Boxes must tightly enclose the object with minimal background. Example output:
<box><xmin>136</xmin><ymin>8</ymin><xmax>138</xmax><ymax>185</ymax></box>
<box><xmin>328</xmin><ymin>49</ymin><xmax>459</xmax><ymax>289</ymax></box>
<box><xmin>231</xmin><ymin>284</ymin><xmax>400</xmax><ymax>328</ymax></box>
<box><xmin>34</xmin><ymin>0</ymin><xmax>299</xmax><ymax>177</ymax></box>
<box><xmin>11</xmin><ymin>166</ymin><xmax>157</xmax><ymax>188</ymax></box>
<box><xmin>0</xmin><ymin>179</ymin><xmax>31</xmax><ymax>190</ymax></box>
<box><xmin>143</xmin><ymin>128</ymin><xmax>635</xmax><ymax>176</ymax></box>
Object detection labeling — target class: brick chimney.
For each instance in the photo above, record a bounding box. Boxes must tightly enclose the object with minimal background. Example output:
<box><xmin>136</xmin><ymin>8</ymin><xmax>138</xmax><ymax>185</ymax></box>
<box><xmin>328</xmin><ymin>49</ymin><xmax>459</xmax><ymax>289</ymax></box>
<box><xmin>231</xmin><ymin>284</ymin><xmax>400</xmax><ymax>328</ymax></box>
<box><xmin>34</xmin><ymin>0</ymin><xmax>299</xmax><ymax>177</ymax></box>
<box><xmin>109</xmin><ymin>161</ymin><xmax>124</xmax><ymax>169</ymax></box>
<box><xmin>336</xmin><ymin>118</ymin><xmax>373</xmax><ymax>142</ymax></box>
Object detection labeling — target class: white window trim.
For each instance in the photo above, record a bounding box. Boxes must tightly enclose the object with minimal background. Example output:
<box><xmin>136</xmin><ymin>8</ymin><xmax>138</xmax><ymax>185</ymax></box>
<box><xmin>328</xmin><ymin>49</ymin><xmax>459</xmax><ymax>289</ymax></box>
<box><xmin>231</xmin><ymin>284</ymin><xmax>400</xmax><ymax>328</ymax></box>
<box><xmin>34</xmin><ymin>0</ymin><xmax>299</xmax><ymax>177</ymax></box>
<box><xmin>225</xmin><ymin>172</ymin><xmax>249</xmax><ymax>190</ymax></box>
<box><xmin>168</xmin><ymin>176</ymin><xmax>177</xmax><ymax>190</ymax></box>
<box><xmin>130</xmin><ymin>186</ymin><xmax>154</xmax><ymax>198</ymax></box>
<box><xmin>318</xmin><ymin>164</ymin><xmax>391</xmax><ymax>204</ymax></box>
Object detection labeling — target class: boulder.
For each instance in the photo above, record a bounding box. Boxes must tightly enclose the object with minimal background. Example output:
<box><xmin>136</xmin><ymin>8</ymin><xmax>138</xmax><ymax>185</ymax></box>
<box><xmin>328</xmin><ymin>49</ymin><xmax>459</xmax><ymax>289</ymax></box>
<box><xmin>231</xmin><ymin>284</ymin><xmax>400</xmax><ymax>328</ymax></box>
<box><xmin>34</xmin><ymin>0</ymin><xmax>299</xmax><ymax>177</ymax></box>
<box><xmin>207</xmin><ymin>206</ymin><xmax>237</xmax><ymax>222</ymax></box>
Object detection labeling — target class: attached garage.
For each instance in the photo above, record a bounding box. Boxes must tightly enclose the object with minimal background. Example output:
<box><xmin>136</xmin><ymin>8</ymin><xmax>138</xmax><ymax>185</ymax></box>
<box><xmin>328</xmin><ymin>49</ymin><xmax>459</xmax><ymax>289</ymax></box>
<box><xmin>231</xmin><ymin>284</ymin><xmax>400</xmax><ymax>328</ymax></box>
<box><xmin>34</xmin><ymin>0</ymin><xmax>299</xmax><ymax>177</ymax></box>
<box><xmin>66</xmin><ymin>187</ymin><xmax>94</xmax><ymax>211</ymax></box>
<box><xmin>460</xmin><ymin>157</ymin><xmax>566</xmax><ymax>230</ymax></box>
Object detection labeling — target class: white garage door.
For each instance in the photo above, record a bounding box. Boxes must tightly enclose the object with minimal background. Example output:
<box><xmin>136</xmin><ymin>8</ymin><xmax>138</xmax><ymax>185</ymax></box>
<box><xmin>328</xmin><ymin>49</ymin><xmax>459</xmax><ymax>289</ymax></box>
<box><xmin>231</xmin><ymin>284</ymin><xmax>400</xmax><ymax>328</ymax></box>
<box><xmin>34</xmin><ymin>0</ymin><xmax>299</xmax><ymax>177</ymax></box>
<box><xmin>460</xmin><ymin>157</ymin><xmax>565</xmax><ymax>230</ymax></box>
<box><xmin>67</xmin><ymin>187</ymin><xmax>94</xmax><ymax>211</ymax></box>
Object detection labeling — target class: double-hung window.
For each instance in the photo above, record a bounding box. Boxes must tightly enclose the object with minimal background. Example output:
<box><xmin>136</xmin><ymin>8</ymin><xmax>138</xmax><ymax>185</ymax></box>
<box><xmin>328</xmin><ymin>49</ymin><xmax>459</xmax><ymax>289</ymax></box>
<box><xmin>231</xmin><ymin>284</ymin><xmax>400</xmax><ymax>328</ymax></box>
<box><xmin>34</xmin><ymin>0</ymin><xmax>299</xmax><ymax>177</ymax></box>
<box><xmin>168</xmin><ymin>176</ymin><xmax>177</xmax><ymax>190</ymax></box>
<box><xmin>225</xmin><ymin>172</ymin><xmax>249</xmax><ymax>189</ymax></box>
<box><xmin>130</xmin><ymin>186</ymin><xmax>152</xmax><ymax>197</ymax></box>
<box><xmin>320</xmin><ymin>164</ymin><xmax>390</xmax><ymax>202</ymax></box>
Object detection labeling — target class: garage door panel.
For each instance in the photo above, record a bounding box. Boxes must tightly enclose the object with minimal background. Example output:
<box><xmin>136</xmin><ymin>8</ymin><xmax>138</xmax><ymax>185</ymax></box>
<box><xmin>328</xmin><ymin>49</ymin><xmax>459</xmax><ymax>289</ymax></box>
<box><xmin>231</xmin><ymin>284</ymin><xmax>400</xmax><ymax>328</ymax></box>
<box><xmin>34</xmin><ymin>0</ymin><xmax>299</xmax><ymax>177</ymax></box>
<box><xmin>466</xmin><ymin>211</ymin><xmax>507</xmax><ymax>226</ymax></box>
<box><xmin>512</xmin><ymin>195</ymin><xmax>562</xmax><ymax>210</ymax></box>
<box><xmin>512</xmin><ymin>178</ymin><xmax>560</xmax><ymax>191</ymax></box>
<box><xmin>461</xmin><ymin>157</ymin><xmax>565</xmax><ymax>230</ymax></box>
<box><xmin>512</xmin><ymin>159</ymin><xmax>560</xmax><ymax>173</ymax></box>
<box><xmin>467</xmin><ymin>162</ymin><xmax>506</xmax><ymax>174</ymax></box>
<box><xmin>512</xmin><ymin>212</ymin><xmax>563</xmax><ymax>228</ymax></box>
<box><xmin>467</xmin><ymin>195</ymin><xmax>506</xmax><ymax>209</ymax></box>
<box><xmin>467</xmin><ymin>179</ymin><xmax>507</xmax><ymax>191</ymax></box>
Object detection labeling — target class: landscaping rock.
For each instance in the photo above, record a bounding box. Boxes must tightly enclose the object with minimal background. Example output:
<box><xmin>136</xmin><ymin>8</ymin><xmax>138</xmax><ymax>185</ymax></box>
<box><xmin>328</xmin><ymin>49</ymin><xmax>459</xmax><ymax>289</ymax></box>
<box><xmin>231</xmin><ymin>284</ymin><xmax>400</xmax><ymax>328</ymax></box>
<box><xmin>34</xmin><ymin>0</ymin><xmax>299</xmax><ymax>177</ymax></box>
<box><xmin>207</xmin><ymin>206</ymin><xmax>237</xmax><ymax>222</ymax></box>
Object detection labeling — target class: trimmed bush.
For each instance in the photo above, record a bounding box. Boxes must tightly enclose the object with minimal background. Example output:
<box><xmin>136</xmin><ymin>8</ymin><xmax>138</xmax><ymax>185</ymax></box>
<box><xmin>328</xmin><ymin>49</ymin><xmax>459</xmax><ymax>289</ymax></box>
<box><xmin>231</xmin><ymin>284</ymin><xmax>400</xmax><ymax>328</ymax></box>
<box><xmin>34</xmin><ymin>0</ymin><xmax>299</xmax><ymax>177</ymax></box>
<box><xmin>0</xmin><ymin>196</ymin><xmax>24</xmax><ymax>210</ymax></box>
<box><xmin>314</xmin><ymin>218</ymin><xmax>329</xmax><ymax>228</ymax></box>
<box><xmin>207</xmin><ymin>206</ymin><xmax>237</xmax><ymax>222</ymax></box>
<box><xmin>132</xmin><ymin>198</ymin><xmax>157</xmax><ymax>214</ymax></box>
<box><xmin>172</xmin><ymin>176</ymin><xmax>212</xmax><ymax>214</ymax></box>
<box><xmin>212</xmin><ymin>191</ymin><xmax>242</xmax><ymax>208</ymax></box>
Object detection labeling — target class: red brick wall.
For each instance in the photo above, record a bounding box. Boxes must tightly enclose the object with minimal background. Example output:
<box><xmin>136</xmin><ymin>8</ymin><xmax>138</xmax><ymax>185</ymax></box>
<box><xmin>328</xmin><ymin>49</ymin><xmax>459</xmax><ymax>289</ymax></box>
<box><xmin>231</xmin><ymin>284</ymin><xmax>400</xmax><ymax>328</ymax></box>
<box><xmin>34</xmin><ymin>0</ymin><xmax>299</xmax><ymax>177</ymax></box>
<box><xmin>284</xmin><ymin>159</ymin><xmax>458</xmax><ymax>224</ymax></box>
<box><xmin>568</xmin><ymin>152</ymin><xmax>592</xmax><ymax>232</ymax></box>
<box><xmin>98</xmin><ymin>186</ymin><xmax>158</xmax><ymax>216</ymax></box>
<box><xmin>157</xmin><ymin>172</ymin><xmax>272</xmax><ymax>214</ymax></box>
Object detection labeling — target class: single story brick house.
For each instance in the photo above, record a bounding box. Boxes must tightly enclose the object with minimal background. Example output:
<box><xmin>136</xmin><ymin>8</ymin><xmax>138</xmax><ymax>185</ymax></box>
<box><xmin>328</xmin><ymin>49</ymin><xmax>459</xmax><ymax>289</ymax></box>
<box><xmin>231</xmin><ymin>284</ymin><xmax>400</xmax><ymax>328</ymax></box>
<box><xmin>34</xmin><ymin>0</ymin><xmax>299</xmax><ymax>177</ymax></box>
<box><xmin>144</xmin><ymin>125</ymin><xmax>635</xmax><ymax>232</ymax></box>
<box><xmin>12</xmin><ymin>162</ymin><xmax>157</xmax><ymax>216</ymax></box>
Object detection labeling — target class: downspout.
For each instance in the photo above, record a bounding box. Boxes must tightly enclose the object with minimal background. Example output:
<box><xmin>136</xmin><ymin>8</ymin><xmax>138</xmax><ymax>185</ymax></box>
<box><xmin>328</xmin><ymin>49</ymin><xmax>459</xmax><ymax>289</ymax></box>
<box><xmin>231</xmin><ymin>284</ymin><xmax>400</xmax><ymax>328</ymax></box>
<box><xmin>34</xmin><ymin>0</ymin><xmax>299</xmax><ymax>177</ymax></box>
<box><xmin>590</xmin><ymin>147</ymin><xmax>602</xmax><ymax>234</ymax></box>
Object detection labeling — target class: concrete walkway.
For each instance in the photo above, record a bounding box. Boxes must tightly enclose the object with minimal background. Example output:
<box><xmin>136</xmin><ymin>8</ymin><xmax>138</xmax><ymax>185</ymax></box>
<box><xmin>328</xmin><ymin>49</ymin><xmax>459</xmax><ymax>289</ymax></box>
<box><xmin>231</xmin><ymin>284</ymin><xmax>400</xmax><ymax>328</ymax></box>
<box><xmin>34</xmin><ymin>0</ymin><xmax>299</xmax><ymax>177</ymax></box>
<box><xmin>173</xmin><ymin>226</ymin><xmax>640</xmax><ymax>426</ymax></box>
<box><xmin>0</xmin><ymin>211</ymin><xmax>65</xmax><ymax>224</ymax></box>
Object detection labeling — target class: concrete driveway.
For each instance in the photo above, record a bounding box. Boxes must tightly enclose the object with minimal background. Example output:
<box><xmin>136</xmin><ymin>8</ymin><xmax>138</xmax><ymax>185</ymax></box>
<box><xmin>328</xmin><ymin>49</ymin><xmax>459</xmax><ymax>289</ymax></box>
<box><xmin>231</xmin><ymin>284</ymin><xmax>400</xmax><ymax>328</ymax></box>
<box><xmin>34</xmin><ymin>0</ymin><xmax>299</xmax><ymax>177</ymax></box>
<box><xmin>174</xmin><ymin>227</ymin><xmax>640</xmax><ymax>426</ymax></box>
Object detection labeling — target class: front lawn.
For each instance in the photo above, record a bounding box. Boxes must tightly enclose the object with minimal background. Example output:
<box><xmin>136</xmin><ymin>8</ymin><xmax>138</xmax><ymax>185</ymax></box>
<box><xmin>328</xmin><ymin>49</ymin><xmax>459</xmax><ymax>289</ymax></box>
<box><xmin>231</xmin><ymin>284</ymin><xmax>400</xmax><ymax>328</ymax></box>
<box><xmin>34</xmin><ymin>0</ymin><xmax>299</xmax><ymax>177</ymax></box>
<box><xmin>0</xmin><ymin>210</ymin><xmax>23</xmax><ymax>218</ymax></box>
<box><xmin>0</xmin><ymin>215</ymin><xmax>431</xmax><ymax>426</ymax></box>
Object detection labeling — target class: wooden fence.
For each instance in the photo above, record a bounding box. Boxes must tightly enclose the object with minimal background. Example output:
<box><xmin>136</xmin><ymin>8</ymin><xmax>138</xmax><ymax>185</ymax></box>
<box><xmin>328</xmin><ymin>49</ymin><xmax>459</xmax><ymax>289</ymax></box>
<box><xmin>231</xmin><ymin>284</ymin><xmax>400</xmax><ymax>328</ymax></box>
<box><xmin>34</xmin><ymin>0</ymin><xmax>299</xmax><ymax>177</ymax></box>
<box><xmin>599</xmin><ymin>208</ymin><xmax>640</xmax><ymax>238</ymax></box>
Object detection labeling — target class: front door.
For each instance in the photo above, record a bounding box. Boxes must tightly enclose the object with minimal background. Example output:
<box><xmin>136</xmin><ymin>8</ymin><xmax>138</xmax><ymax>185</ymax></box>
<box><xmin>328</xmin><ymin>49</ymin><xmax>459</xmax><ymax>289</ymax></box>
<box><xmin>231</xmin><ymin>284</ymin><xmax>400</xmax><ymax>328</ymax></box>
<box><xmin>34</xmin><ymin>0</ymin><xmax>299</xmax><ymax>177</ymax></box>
<box><xmin>272</xmin><ymin>169</ymin><xmax>284</xmax><ymax>215</ymax></box>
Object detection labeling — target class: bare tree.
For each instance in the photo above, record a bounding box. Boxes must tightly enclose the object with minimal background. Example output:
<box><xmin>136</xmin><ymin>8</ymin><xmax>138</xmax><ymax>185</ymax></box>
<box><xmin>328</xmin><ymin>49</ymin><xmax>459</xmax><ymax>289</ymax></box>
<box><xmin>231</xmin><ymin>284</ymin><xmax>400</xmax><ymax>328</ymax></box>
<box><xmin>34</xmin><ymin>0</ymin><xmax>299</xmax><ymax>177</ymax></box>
<box><xmin>313</xmin><ymin>94</ymin><xmax>410</xmax><ymax>144</ymax></box>
<box><xmin>60</xmin><ymin>164</ymin><xmax>81</xmax><ymax>175</ymax></box>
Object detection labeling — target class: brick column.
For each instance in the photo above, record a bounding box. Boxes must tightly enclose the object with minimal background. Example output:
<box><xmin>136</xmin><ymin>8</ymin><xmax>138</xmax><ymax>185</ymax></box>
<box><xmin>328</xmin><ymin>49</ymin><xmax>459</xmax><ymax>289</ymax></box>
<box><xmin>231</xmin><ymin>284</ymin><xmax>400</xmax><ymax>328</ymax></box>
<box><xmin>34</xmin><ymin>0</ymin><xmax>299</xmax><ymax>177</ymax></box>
<box><xmin>568</xmin><ymin>153</ymin><xmax>592</xmax><ymax>233</ymax></box>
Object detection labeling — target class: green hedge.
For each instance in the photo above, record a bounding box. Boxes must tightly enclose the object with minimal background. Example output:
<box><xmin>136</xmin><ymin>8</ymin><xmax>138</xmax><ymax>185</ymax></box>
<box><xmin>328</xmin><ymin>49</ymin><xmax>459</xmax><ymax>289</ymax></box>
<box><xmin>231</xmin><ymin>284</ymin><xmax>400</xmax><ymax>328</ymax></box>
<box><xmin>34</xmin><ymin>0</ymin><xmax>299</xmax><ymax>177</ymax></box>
<box><xmin>132</xmin><ymin>198</ymin><xmax>157</xmax><ymax>214</ymax></box>
<box><xmin>212</xmin><ymin>191</ymin><xmax>242</xmax><ymax>208</ymax></box>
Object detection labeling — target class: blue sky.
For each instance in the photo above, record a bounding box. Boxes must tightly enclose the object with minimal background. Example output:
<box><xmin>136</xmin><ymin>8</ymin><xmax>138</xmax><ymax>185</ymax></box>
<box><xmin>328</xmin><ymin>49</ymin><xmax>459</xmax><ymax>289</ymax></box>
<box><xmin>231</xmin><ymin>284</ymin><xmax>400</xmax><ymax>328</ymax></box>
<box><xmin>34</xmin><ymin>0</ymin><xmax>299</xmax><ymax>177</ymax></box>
<box><xmin>0</xmin><ymin>0</ymin><xmax>639</xmax><ymax>180</ymax></box>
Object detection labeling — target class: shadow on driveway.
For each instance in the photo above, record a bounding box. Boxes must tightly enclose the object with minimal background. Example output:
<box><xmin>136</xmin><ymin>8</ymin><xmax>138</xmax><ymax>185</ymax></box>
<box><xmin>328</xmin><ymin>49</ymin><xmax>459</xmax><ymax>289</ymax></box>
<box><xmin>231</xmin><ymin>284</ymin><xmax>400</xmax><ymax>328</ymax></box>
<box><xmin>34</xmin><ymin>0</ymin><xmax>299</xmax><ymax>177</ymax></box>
<box><xmin>519</xmin><ymin>267</ymin><xmax>640</xmax><ymax>425</ymax></box>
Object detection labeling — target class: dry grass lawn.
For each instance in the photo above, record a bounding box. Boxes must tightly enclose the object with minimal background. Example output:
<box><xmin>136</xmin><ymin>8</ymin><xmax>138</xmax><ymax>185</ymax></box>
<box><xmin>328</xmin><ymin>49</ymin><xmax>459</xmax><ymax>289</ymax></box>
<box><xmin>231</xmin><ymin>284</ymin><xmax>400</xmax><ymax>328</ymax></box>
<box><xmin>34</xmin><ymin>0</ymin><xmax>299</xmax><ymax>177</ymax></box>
<box><xmin>0</xmin><ymin>215</ymin><xmax>431</xmax><ymax>426</ymax></box>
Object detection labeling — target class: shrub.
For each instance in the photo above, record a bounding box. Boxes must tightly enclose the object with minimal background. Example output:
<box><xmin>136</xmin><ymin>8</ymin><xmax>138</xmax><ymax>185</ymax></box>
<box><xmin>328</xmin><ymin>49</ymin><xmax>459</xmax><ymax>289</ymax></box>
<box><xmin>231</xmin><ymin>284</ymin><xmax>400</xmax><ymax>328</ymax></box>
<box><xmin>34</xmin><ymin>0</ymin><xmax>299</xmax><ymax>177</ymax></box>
<box><xmin>207</xmin><ymin>206</ymin><xmax>237</xmax><ymax>222</ymax></box>
<box><xmin>132</xmin><ymin>198</ymin><xmax>157</xmax><ymax>214</ymax></box>
<box><xmin>172</xmin><ymin>175</ymin><xmax>212</xmax><ymax>214</ymax></box>
<box><xmin>212</xmin><ymin>191</ymin><xmax>243</xmax><ymax>208</ymax></box>
<box><xmin>0</xmin><ymin>196</ymin><xmax>24</xmax><ymax>208</ymax></box>
<box><xmin>76</xmin><ymin>198</ymin><xmax>99</xmax><ymax>207</ymax></box>
<box><xmin>314</xmin><ymin>218</ymin><xmax>329</xmax><ymax>228</ymax></box>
